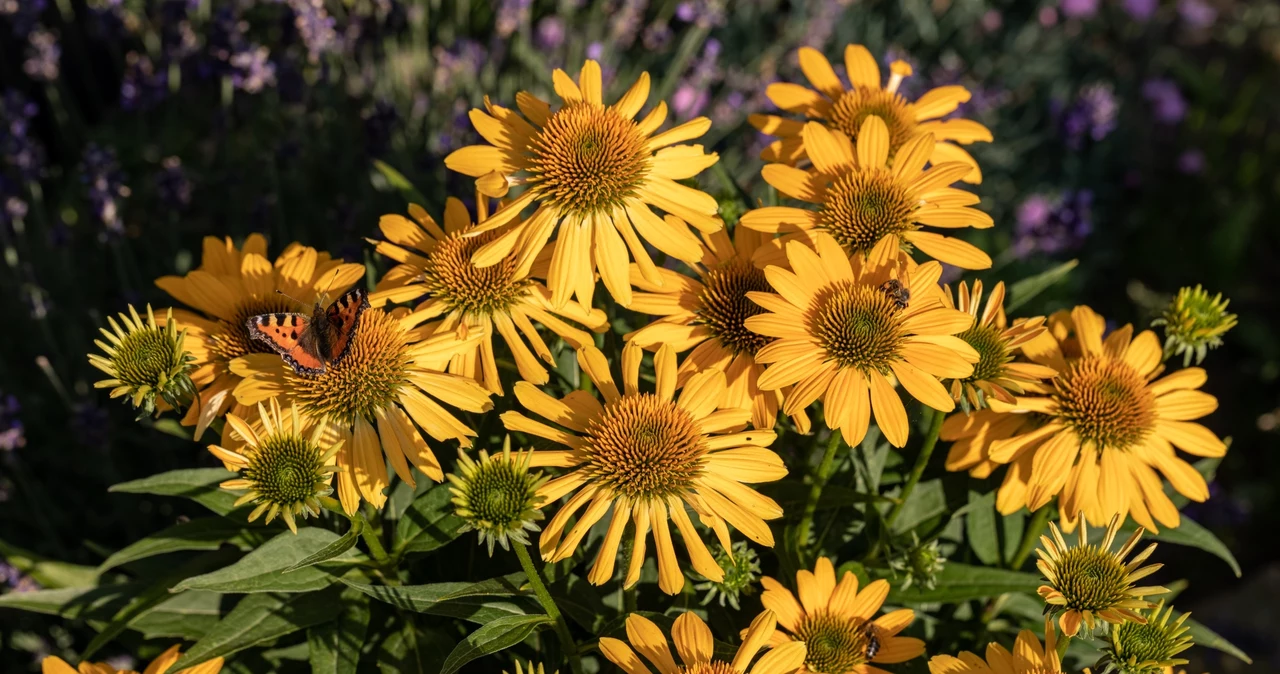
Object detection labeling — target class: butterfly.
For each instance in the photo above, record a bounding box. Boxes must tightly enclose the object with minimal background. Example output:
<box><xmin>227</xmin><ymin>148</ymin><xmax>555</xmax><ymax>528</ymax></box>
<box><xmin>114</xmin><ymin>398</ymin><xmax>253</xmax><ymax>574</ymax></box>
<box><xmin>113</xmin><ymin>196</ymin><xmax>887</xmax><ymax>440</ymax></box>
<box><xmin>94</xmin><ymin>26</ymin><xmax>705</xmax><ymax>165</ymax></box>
<box><xmin>246</xmin><ymin>287</ymin><xmax>370</xmax><ymax>376</ymax></box>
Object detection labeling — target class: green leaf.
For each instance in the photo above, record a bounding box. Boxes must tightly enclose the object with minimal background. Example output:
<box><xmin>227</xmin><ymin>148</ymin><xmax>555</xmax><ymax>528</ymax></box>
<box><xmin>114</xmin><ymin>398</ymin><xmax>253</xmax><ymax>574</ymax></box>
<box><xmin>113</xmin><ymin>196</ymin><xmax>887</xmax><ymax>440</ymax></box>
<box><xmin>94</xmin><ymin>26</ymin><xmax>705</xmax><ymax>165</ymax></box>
<box><xmin>376</xmin><ymin>623</ymin><xmax>453</xmax><ymax>674</ymax></box>
<box><xmin>965</xmin><ymin>491</ymin><xmax>1001</xmax><ymax>566</ymax></box>
<box><xmin>0</xmin><ymin>538</ymin><xmax>101</xmax><ymax>588</ymax></box>
<box><xmin>0</xmin><ymin>583</ymin><xmax>137</xmax><ymax>620</ymax></box>
<box><xmin>98</xmin><ymin>518</ymin><xmax>256</xmax><ymax>571</ymax></box>
<box><xmin>888</xmin><ymin>563</ymin><xmax>1040</xmax><ymax>603</ymax></box>
<box><xmin>394</xmin><ymin>483</ymin><xmax>465</xmax><ymax>556</ymax></box>
<box><xmin>174</xmin><ymin>529</ymin><xmax>356</xmax><ymax>594</ymax></box>
<box><xmin>110</xmin><ymin>468</ymin><xmax>240</xmax><ymax>516</ymax></box>
<box><xmin>371</xmin><ymin>160</ymin><xmax>428</xmax><ymax>205</ymax></box>
<box><xmin>128</xmin><ymin>591</ymin><xmax>225</xmax><ymax>640</ymax></box>
<box><xmin>1007</xmin><ymin>259</ymin><xmax>1078</xmax><ymax>312</ymax></box>
<box><xmin>339</xmin><ymin>573</ymin><xmax>538</xmax><ymax>624</ymax></box>
<box><xmin>166</xmin><ymin>588</ymin><xmax>344</xmax><ymax>672</ymax></box>
<box><xmin>891</xmin><ymin>479</ymin><xmax>947</xmax><ymax>533</ymax></box>
<box><xmin>284</xmin><ymin>520</ymin><xmax>363</xmax><ymax>573</ymax></box>
<box><xmin>439</xmin><ymin>614</ymin><xmax>553</xmax><ymax>674</ymax></box>
<box><xmin>1149</xmin><ymin>515</ymin><xmax>1241</xmax><ymax>578</ymax></box>
<box><xmin>307</xmin><ymin>588</ymin><xmax>371</xmax><ymax>674</ymax></box>
<box><xmin>1182</xmin><ymin>613</ymin><xmax>1251</xmax><ymax>664</ymax></box>
<box><xmin>1001</xmin><ymin>510</ymin><xmax>1027</xmax><ymax>565</ymax></box>
<box><xmin>762</xmin><ymin>480</ymin><xmax>896</xmax><ymax>513</ymax></box>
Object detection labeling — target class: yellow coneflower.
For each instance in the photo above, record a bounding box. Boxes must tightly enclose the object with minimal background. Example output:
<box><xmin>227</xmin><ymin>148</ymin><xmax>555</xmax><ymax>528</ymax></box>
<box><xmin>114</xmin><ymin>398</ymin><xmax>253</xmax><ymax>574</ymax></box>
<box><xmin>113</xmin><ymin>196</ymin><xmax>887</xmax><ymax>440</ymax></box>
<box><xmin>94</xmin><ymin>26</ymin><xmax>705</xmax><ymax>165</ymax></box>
<box><xmin>600</xmin><ymin>611</ymin><xmax>808</xmax><ymax>674</ymax></box>
<box><xmin>750</xmin><ymin>44</ymin><xmax>992</xmax><ymax>183</ymax></box>
<box><xmin>230</xmin><ymin>307</ymin><xmax>493</xmax><ymax>513</ymax></box>
<box><xmin>445</xmin><ymin>60</ymin><xmax>722</xmax><ymax>310</ymax></box>
<box><xmin>1036</xmin><ymin>515</ymin><xmax>1167</xmax><ymax>637</ymax></box>
<box><xmin>978</xmin><ymin>306</ymin><xmax>1226</xmax><ymax>531</ymax></box>
<box><xmin>371</xmin><ymin>197</ymin><xmax>607</xmax><ymax>395</ymax></box>
<box><xmin>626</xmin><ymin>226</ymin><xmax>809</xmax><ymax>431</ymax></box>
<box><xmin>760</xmin><ymin>557</ymin><xmax>925</xmax><ymax>674</ymax></box>
<box><xmin>927</xmin><ymin>619</ymin><xmax>1063</xmax><ymax>674</ymax></box>
<box><xmin>1104</xmin><ymin>601</ymin><xmax>1194</xmax><ymax>674</ymax></box>
<box><xmin>941</xmin><ymin>408</ymin><xmax>1052</xmax><ymax>515</ymax></box>
<box><xmin>501</xmin><ymin>342</ymin><xmax>788</xmax><ymax>595</ymax></box>
<box><xmin>942</xmin><ymin>280</ymin><xmax>1054</xmax><ymax>411</ymax></box>
<box><xmin>744</xmin><ymin>232</ymin><xmax>979</xmax><ymax>447</ymax></box>
<box><xmin>446</xmin><ymin>439</ymin><xmax>548</xmax><ymax>555</ymax></box>
<box><xmin>207</xmin><ymin>399</ymin><xmax>341</xmax><ymax>534</ymax></box>
<box><xmin>741</xmin><ymin>119</ymin><xmax>993</xmax><ymax>271</ymax></box>
<box><xmin>156</xmin><ymin>236</ymin><xmax>365</xmax><ymax>438</ymax></box>
<box><xmin>88</xmin><ymin>304</ymin><xmax>197</xmax><ymax>417</ymax></box>
<box><xmin>42</xmin><ymin>646</ymin><xmax>223</xmax><ymax>674</ymax></box>
<box><xmin>1152</xmin><ymin>284</ymin><xmax>1237</xmax><ymax>366</ymax></box>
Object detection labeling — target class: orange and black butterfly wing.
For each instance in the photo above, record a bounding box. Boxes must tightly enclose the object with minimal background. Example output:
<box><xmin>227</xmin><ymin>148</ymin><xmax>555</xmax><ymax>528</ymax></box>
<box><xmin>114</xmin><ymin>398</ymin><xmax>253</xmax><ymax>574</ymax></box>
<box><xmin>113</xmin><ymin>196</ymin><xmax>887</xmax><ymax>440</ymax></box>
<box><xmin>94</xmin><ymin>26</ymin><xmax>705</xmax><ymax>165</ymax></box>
<box><xmin>323</xmin><ymin>288</ymin><xmax>369</xmax><ymax>367</ymax></box>
<box><xmin>246</xmin><ymin>313</ymin><xmax>327</xmax><ymax>376</ymax></box>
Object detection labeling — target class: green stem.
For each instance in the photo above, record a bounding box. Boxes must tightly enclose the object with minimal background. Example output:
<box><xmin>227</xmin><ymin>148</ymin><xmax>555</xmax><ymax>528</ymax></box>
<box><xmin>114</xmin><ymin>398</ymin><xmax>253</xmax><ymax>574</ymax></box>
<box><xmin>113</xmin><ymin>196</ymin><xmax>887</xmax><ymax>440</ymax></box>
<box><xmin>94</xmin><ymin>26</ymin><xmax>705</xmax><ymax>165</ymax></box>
<box><xmin>349</xmin><ymin>511</ymin><xmax>399</xmax><ymax>585</ymax></box>
<box><xmin>1009</xmin><ymin>505</ymin><xmax>1053</xmax><ymax>569</ymax></box>
<box><xmin>796</xmin><ymin>432</ymin><xmax>843</xmax><ymax>555</ymax></box>
<box><xmin>514</xmin><ymin>544</ymin><xmax>583</xmax><ymax>674</ymax></box>
<box><xmin>886</xmin><ymin>408</ymin><xmax>945</xmax><ymax>527</ymax></box>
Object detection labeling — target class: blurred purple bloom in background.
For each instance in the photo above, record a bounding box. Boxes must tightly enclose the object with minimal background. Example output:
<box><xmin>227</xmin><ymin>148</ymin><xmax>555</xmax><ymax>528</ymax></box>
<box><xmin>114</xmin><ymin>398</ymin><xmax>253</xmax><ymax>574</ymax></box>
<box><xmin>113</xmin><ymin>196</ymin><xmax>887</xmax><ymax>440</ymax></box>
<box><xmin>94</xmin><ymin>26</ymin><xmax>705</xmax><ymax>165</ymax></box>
<box><xmin>496</xmin><ymin>0</ymin><xmax>532</xmax><ymax>38</ymax></box>
<box><xmin>230</xmin><ymin>46</ymin><xmax>277</xmax><ymax>93</ymax></box>
<box><xmin>1059</xmin><ymin>0</ymin><xmax>1099</xmax><ymax>20</ymax></box>
<box><xmin>980</xmin><ymin>10</ymin><xmax>1003</xmax><ymax>32</ymax></box>
<box><xmin>609</xmin><ymin>0</ymin><xmax>648</xmax><ymax>48</ymax></box>
<box><xmin>1142</xmin><ymin>78</ymin><xmax>1187</xmax><ymax>124</ymax></box>
<box><xmin>1014</xmin><ymin>190</ymin><xmax>1094</xmax><ymax>256</ymax></box>
<box><xmin>80</xmin><ymin>144</ymin><xmax>129</xmax><ymax>234</ymax></box>
<box><xmin>1123</xmin><ymin>0</ymin><xmax>1158</xmax><ymax>21</ymax></box>
<box><xmin>120</xmin><ymin>52</ymin><xmax>169</xmax><ymax>111</ymax></box>
<box><xmin>675</xmin><ymin>0</ymin><xmax>727</xmax><ymax>28</ymax></box>
<box><xmin>286</xmin><ymin>0</ymin><xmax>339</xmax><ymax>62</ymax></box>
<box><xmin>1060</xmin><ymin>83</ymin><xmax>1118</xmax><ymax>149</ymax></box>
<box><xmin>23</xmin><ymin>28</ymin><xmax>60</xmax><ymax>82</ymax></box>
<box><xmin>1178</xmin><ymin>0</ymin><xmax>1217</xmax><ymax>29</ymax></box>
<box><xmin>0</xmin><ymin>0</ymin><xmax>47</xmax><ymax>37</ymax></box>
<box><xmin>1178</xmin><ymin>149</ymin><xmax>1206</xmax><ymax>174</ymax></box>
<box><xmin>1</xmin><ymin>90</ymin><xmax>46</xmax><ymax>181</ymax></box>
<box><xmin>642</xmin><ymin>20</ymin><xmax>672</xmax><ymax>50</ymax></box>
<box><xmin>433</xmin><ymin>39</ymin><xmax>486</xmax><ymax>92</ymax></box>
<box><xmin>1</xmin><ymin>392</ymin><xmax>24</xmax><ymax>453</ymax></box>
<box><xmin>804</xmin><ymin>0</ymin><xmax>848</xmax><ymax>48</ymax></box>
<box><xmin>535</xmin><ymin>16</ymin><xmax>565</xmax><ymax>51</ymax></box>
<box><xmin>0</xmin><ymin>560</ymin><xmax>40</xmax><ymax>593</ymax></box>
<box><xmin>155</xmin><ymin>157</ymin><xmax>192</xmax><ymax>212</ymax></box>
<box><xmin>586</xmin><ymin>42</ymin><xmax>604</xmax><ymax>61</ymax></box>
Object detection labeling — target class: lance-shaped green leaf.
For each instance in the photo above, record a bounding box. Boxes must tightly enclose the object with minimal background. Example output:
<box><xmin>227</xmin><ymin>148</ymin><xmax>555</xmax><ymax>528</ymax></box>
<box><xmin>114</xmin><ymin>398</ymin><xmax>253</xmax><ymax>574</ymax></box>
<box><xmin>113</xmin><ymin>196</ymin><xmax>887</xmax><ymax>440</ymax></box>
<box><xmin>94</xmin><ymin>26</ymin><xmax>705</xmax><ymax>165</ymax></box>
<box><xmin>174</xmin><ymin>529</ymin><xmax>356</xmax><ymax>594</ymax></box>
<box><xmin>0</xmin><ymin>538</ymin><xmax>101</xmax><ymax>588</ymax></box>
<box><xmin>166</xmin><ymin>588</ymin><xmax>344</xmax><ymax>672</ymax></box>
<box><xmin>339</xmin><ymin>573</ymin><xmax>537</xmax><ymax>624</ymax></box>
<box><xmin>0</xmin><ymin>583</ymin><xmax>138</xmax><ymax>620</ymax></box>
<box><xmin>439</xmin><ymin>614</ymin><xmax>553</xmax><ymax>674</ymax></box>
<box><xmin>285</xmin><ymin>519</ymin><xmax>364</xmax><ymax>574</ymax></box>
<box><xmin>110</xmin><ymin>468</ymin><xmax>240</xmax><ymax>516</ymax></box>
<box><xmin>307</xmin><ymin>587</ymin><xmax>371</xmax><ymax>674</ymax></box>
<box><xmin>965</xmin><ymin>491</ymin><xmax>1001</xmax><ymax>566</ymax></box>
<box><xmin>372</xmin><ymin>160</ymin><xmax>428</xmax><ymax>205</ymax></box>
<box><xmin>98</xmin><ymin>518</ymin><xmax>260</xmax><ymax>571</ymax></box>
<box><xmin>394</xmin><ymin>484</ymin><xmax>465</xmax><ymax>556</ymax></box>
<box><xmin>1181</xmin><ymin>612</ymin><xmax>1251</xmax><ymax>664</ymax></box>
<box><xmin>1007</xmin><ymin>259</ymin><xmax>1078</xmax><ymax>312</ymax></box>
<box><xmin>888</xmin><ymin>563</ymin><xmax>1041</xmax><ymax>603</ymax></box>
<box><xmin>1144</xmin><ymin>515</ymin><xmax>1241</xmax><ymax>578</ymax></box>
<box><xmin>128</xmin><ymin>591</ymin><xmax>225</xmax><ymax>640</ymax></box>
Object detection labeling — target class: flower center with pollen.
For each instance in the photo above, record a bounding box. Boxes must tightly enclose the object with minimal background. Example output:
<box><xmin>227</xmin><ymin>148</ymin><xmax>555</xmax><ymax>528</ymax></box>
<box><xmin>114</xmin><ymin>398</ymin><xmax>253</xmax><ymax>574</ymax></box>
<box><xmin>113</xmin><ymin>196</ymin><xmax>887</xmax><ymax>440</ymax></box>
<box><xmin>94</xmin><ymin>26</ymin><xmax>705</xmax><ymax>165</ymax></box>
<box><xmin>1053</xmin><ymin>545</ymin><xmax>1130</xmax><ymax>612</ymax></box>
<box><xmin>795</xmin><ymin>613</ymin><xmax>873</xmax><ymax>673</ymax></box>
<box><xmin>113</xmin><ymin>327</ymin><xmax>185</xmax><ymax>388</ymax></box>
<box><xmin>210</xmin><ymin>296</ymin><xmax>298</xmax><ymax>363</ymax></box>
<box><xmin>829</xmin><ymin>88</ymin><xmax>918</xmax><ymax>155</ymax></box>
<box><xmin>1054</xmin><ymin>355</ymin><xmax>1155</xmax><ymax>450</ymax></box>
<box><xmin>465</xmin><ymin>459</ymin><xmax>535</xmax><ymax>527</ymax></box>
<box><xmin>679</xmin><ymin>663</ymin><xmax>738</xmax><ymax>674</ymax></box>
<box><xmin>528</xmin><ymin>103</ymin><xmax>651</xmax><ymax>216</ymax></box>
<box><xmin>958</xmin><ymin>322</ymin><xmax>1011</xmax><ymax>383</ymax></box>
<box><xmin>288</xmin><ymin>309</ymin><xmax>409</xmax><ymax>425</ymax></box>
<box><xmin>820</xmin><ymin>169</ymin><xmax>919</xmax><ymax>256</ymax></box>
<box><xmin>810</xmin><ymin>281</ymin><xmax>907</xmax><ymax>373</ymax></box>
<box><xmin>244</xmin><ymin>433</ymin><xmax>327</xmax><ymax>506</ymax></box>
<box><xmin>696</xmin><ymin>261</ymin><xmax>774</xmax><ymax>356</ymax></box>
<box><xmin>582</xmin><ymin>394</ymin><xmax>706</xmax><ymax>499</ymax></box>
<box><xmin>420</xmin><ymin>231</ymin><xmax>532</xmax><ymax>315</ymax></box>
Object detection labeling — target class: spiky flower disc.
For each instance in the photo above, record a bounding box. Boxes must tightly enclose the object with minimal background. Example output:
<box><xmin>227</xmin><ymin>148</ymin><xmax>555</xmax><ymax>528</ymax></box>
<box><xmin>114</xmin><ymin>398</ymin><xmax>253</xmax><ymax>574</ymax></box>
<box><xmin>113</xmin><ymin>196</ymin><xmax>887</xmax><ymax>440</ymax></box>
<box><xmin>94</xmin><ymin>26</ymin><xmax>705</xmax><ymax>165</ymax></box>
<box><xmin>89</xmin><ymin>304</ymin><xmax>197</xmax><ymax>417</ymax></box>
<box><xmin>695</xmin><ymin>540</ymin><xmax>763</xmax><ymax>610</ymax></box>
<box><xmin>1151</xmin><ymin>285</ymin><xmax>1237</xmax><ymax>366</ymax></box>
<box><xmin>208</xmin><ymin>399</ymin><xmax>341</xmax><ymax>533</ymax></box>
<box><xmin>1036</xmin><ymin>514</ymin><xmax>1168</xmax><ymax>637</ymax></box>
<box><xmin>446</xmin><ymin>438</ymin><xmax>549</xmax><ymax>555</ymax></box>
<box><xmin>1103</xmin><ymin>600</ymin><xmax>1194</xmax><ymax>674</ymax></box>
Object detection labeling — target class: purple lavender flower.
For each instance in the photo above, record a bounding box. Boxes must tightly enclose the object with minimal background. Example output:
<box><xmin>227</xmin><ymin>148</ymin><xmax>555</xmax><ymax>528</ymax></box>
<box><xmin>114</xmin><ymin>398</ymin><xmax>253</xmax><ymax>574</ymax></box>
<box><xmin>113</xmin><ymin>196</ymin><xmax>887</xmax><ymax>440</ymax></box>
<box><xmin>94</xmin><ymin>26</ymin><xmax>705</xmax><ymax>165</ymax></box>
<box><xmin>1</xmin><ymin>90</ymin><xmax>46</xmax><ymax>180</ymax></box>
<box><xmin>1059</xmin><ymin>0</ymin><xmax>1099</xmax><ymax>19</ymax></box>
<box><xmin>803</xmin><ymin>0</ymin><xmax>845</xmax><ymax>48</ymax></box>
<box><xmin>1038</xmin><ymin>6</ymin><xmax>1058</xmax><ymax>26</ymax></box>
<box><xmin>980</xmin><ymin>10</ymin><xmax>1003</xmax><ymax>32</ymax></box>
<box><xmin>586</xmin><ymin>42</ymin><xmax>604</xmax><ymax>61</ymax></box>
<box><xmin>1060</xmin><ymin>83</ymin><xmax>1118</xmax><ymax>149</ymax></box>
<box><xmin>0</xmin><ymin>560</ymin><xmax>39</xmax><ymax>593</ymax></box>
<box><xmin>673</xmin><ymin>85</ymin><xmax>710</xmax><ymax>119</ymax></box>
<box><xmin>495</xmin><ymin>0</ymin><xmax>532</xmax><ymax>38</ymax></box>
<box><xmin>1178</xmin><ymin>149</ymin><xmax>1206</xmax><ymax>174</ymax></box>
<box><xmin>642</xmin><ymin>20</ymin><xmax>672</xmax><ymax>50</ymax></box>
<box><xmin>535</xmin><ymin>16</ymin><xmax>565</xmax><ymax>51</ymax></box>
<box><xmin>0</xmin><ymin>393</ymin><xmax>24</xmax><ymax>453</ymax></box>
<box><xmin>0</xmin><ymin>0</ymin><xmax>48</xmax><ymax>37</ymax></box>
<box><xmin>286</xmin><ymin>0</ymin><xmax>338</xmax><ymax>62</ymax></box>
<box><xmin>1142</xmin><ymin>79</ymin><xmax>1187</xmax><ymax>125</ymax></box>
<box><xmin>1178</xmin><ymin>0</ymin><xmax>1216</xmax><ymax>29</ymax></box>
<box><xmin>155</xmin><ymin>157</ymin><xmax>192</xmax><ymax>212</ymax></box>
<box><xmin>1123</xmin><ymin>0</ymin><xmax>1158</xmax><ymax>21</ymax></box>
<box><xmin>609</xmin><ymin>0</ymin><xmax>648</xmax><ymax>48</ymax></box>
<box><xmin>1013</xmin><ymin>191</ymin><xmax>1093</xmax><ymax>257</ymax></box>
<box><xmin>230</xmin><ymin>45</ymin><xmax>277</xmax><ymax>93</ymax></box>
<box><xmin>432</xmin><ymin>39</ymin><xmax>485</xmax><ymax>92</ymax></box>
<box><xmin>675</xmin><ymin>0</ymin><xmax>727</xmax><ymax>27</ymax></box>
<box><xmin>120</xmin><ymin>52</ymin><xmax>169</xmax><ymax>111</ymax></box>
<box><xmin>80</xmin><ymin>144</ymin><xmax>129</xmax><ymax>234</ymax></box>
<box><xmin>23</xmin><ymin>28</ymin><xmax>60</xmax><ymax>81</ymax></box>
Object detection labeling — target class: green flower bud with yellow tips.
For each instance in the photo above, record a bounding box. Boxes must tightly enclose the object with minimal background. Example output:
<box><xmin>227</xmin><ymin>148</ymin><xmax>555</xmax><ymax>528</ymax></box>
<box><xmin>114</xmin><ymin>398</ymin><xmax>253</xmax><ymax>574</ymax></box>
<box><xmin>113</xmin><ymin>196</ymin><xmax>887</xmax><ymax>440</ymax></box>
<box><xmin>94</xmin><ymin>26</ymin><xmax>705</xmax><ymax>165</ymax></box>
<box><xmin>1152</xmin><ymin>285</ymin><xmax>1237</xmax><ymax>366</ymax></box>
<box><xmin>1099</xmin><ymin>600</ymin><xmax>1194</xmax><ymax>674</ymax></box>
<box><xmin>88</xmin><ymin>304</ymin><xmax>196</xmax><ymax>417</ymax></box>
<box><xmin>447</xmin><ymin>438</ymin><xmax>548</xmax><ymax>555</ymax></box>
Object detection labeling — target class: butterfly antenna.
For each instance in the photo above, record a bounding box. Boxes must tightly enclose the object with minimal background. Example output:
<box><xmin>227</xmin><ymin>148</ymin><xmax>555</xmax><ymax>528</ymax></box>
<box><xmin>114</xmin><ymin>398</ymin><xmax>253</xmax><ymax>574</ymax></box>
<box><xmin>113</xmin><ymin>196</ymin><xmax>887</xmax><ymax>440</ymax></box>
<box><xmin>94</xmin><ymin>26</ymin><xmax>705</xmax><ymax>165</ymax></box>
<box><xmin>319</xmin><ymin>268</ymin><xmax>342</xmax><ymax>296</ymax></box>
<box><xmin>275</xmin><ymin>288</ymin><xmax>308</xmax><ymax>309</ymax></box>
